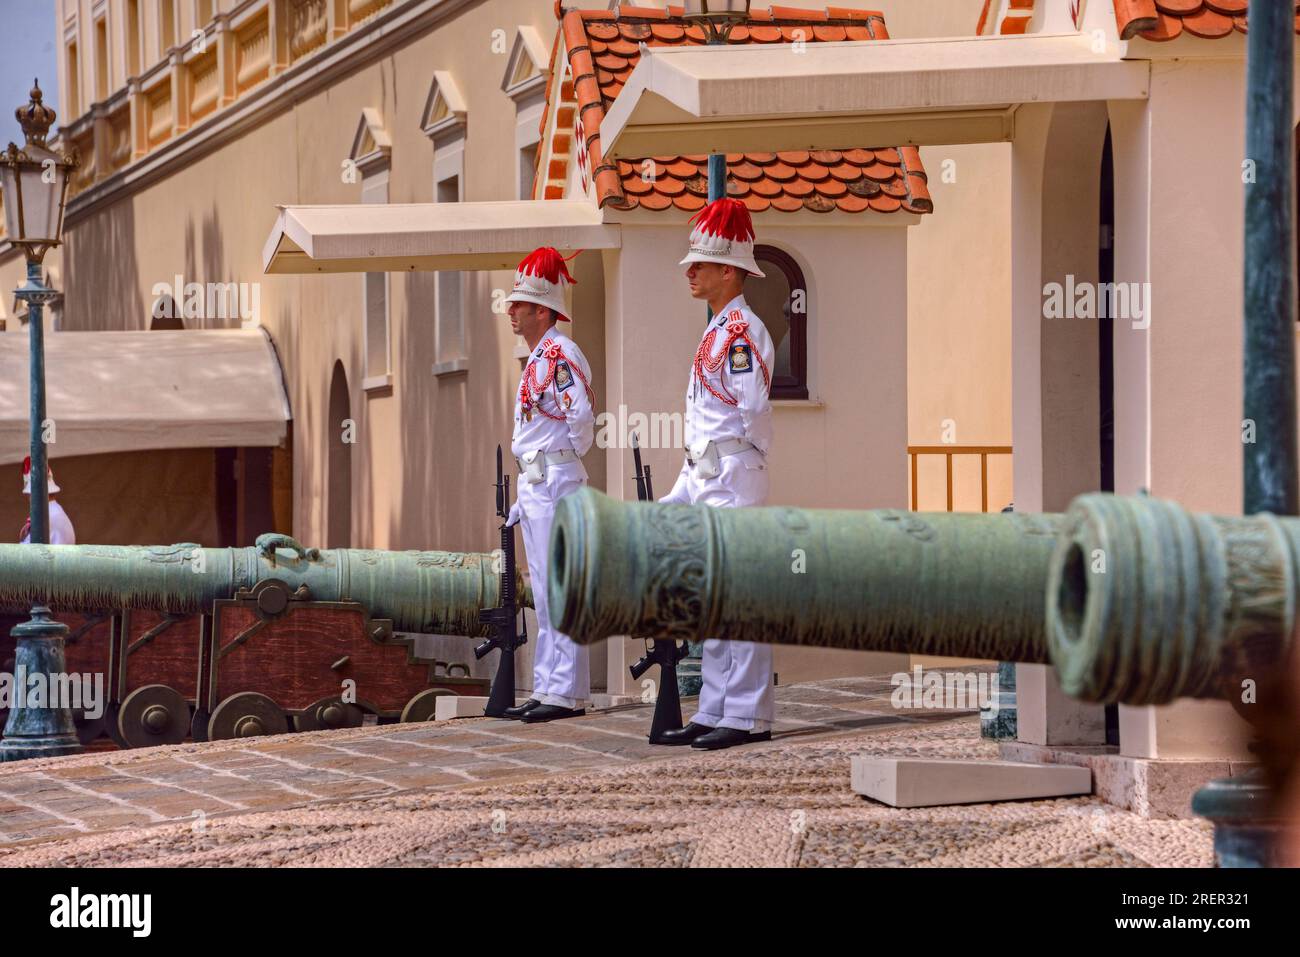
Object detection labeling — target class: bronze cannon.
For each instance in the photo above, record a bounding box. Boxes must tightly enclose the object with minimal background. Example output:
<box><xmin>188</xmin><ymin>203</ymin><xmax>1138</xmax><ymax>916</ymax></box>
<box><xmin>0</xmin><ymin>534</ymin><xmax>531</xmax><ymax>748</ymax></box>
<box><xmin>548</xmin><ymin>488</ymin><xmax>1296</xmax><ymax>707</ymax></box>
<box><xmin>0</xmin><ymin>533</ymin><xmax>528</xmax><ymax>638</ymax></box>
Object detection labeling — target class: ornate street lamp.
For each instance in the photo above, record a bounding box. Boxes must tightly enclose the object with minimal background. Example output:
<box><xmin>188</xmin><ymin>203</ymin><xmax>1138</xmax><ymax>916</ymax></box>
<box><xmin>0</xmin><ymin>80</ymin><xmax>81</xmax><ymax>761</ymax></box>
<box><xmin>681</xmin><ymin>0</ymin><xmax>751</xmax><ymax>44</ymax></box>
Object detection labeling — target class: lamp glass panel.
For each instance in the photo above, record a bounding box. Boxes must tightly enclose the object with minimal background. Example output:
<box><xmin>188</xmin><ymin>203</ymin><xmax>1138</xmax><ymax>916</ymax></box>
<box><xmin>0</xmin><ymin>165</ymin><xmax>19</xmax><ymax>238</ymax></box>
<box><xmin>19</xmin><ymin>163</ymin><xmax>62</xmax><ymax>242</ymax></box>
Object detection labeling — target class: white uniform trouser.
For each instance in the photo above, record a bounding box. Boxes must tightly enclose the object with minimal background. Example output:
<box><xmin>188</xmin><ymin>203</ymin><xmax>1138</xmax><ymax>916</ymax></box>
<box><xmin>516</xmin><ymin>461</ymin><xmax>590</xmax><ymax>708</ymax></box>
<box><xmin>683</xmin><ymin>449</ymin><xmax>775</xmax><ymax>732</ymax></box>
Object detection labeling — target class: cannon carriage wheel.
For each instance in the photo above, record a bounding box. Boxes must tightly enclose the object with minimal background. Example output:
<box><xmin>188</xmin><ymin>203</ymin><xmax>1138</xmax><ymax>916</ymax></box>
<box><xmin>117</xmin><ymin>684</ymin><xmax>191</xmax><ymax>749</ymax></box>
<box><xmin>208</xmin><ymin>692</ymin><xmax>289</xmax><ymax>740</ymax></box>
<box><xmin>400</xmin><ymin>688</ymin><xmax>459</xmax><ymax>723</ymax></box>
<box><xmin>293</xmin><ymin>696</ymin><xmax>365</xmax><ymax>733</ymax></box>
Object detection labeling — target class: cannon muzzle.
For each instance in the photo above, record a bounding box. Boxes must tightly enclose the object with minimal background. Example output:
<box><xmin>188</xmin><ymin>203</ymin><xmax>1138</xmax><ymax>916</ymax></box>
<box><xmin>549</xmin><ymin>488</ymin><xmax>1059</xmax><ymax>663</ymax></box>
<box><xmin>1047</xmin><ymin>494</ymin><xmax>1299</xmax><ymax>705</ymax></box>
<box><xmin>0</xmin><ymin>536</ymin><xmax>529</xmax><ymax>638</ymax></box>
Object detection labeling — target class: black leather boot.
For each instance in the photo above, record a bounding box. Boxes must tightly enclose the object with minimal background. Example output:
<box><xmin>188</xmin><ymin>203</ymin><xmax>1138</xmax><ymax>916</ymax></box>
<box><xmin>520</xmin><ymin>704</ymin><xmax>586</xmax><ymax>723</ymax></box>
<box><xmin>655</xmin><ymin>722</ymin><xmax>714</xmax><ymax>746</ymax></box>
<box><xmin>691</xmin><ymin>727</ymin><xmax>772</xmax><ymax>750</ymax></box>
<box><xmin>502</xmin><ymin>698</ymin><xmax>541</xmax><ymax>720</ymax></box>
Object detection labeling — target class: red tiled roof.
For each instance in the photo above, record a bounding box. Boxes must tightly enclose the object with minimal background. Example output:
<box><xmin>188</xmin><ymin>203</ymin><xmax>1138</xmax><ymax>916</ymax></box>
<box><xmin>976</xmin><ymin>0</ymin><xmax>1038</xmax><ymax>36</ymax></box>
<box><xmin>541</xmin><ymin>4</ymin><xmax>932</xmax><ymax>216</ymax></box>
<box><xmin>1115</xmin><ymin>1</ymin><xmax>1300</xmax><ymax>42</ymax></box>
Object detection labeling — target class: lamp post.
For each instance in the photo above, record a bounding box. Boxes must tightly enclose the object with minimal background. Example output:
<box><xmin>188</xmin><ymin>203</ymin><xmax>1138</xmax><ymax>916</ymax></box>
<box><xmin>0</xmin><ymin>80</ymin><xmax>81</xmax><ymax>761</ymax></box>
<box><xmin>677</xmin><ymin>1</ymin><xmax>751</xmax><ymax>697</ymax></box>
<box><xmin>1189</xmin><ymin>0</ymin><xmax>1297</xmax><ymax>867</ymax></box>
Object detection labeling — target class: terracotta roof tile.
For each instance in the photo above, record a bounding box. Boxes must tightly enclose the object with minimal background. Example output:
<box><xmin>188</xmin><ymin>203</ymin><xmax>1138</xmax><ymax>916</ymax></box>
<box><xmin>1116</xmin><ymin>0</ymin><xmax>1300</xmax><ymax>41</ymax></box>
<box><xmin>539</xmin><ymin>5</ymin><xmax>928</xmax><ymax>216</ymax></box>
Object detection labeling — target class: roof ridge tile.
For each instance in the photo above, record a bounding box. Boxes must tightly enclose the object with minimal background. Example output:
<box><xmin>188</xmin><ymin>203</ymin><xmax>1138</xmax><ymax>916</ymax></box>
<box><xmin>538</xmin><ymin>5</ymin><xmax>929</xmax><ymax>217</ymax></box>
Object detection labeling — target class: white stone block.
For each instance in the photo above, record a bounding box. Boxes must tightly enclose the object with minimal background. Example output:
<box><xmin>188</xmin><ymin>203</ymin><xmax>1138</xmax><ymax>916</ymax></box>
<box><xmin>851</xmin><ymin>757</ymin><xmax>1092</xmax><ymax>808</ymax></box>
<box><xmin>434</xmin><ymin>696</ymin><xmax>534</xmax><ymax>721</ymax></box>
<box><xmin>590</xmin><ymin>693</ymin><xmax>639</xmax><ymax>710</ymax></box>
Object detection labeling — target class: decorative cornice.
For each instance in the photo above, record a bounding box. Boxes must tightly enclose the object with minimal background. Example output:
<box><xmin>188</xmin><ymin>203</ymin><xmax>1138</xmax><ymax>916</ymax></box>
<box><xmin>64</xmin><ymin>0</ymin><xmax>477</xmax><ymax>228</ymax></box>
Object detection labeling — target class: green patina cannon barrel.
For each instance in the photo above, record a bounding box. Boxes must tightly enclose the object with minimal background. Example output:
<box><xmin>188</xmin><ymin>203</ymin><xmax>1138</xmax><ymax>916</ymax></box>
<box><xmin>550</xmin><ymin>489</ymin><xmax>1300</xmax><ymax>709</ymax></box>
<box><xmin>548</xmin><ymin>487</ymin><xmax>1061</xmax><ymax>662</ymax></box>
<box><xmin>1047</xmin><ymin>493</ymin><xmax>1298</xmax><ymax>705</ymax></box>
<box><xmin>0</xmin><ymin>534</ymin><xmax>528</xmax><ymax>638</ymax></box>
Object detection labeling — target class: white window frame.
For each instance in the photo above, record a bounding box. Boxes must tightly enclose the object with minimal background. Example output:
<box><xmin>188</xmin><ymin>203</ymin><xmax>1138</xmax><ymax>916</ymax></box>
<box><xmin>422</xmin><ymin>70</ymin><xmax>470</xmax><ymax>378</ymax></box>
<box><xmin>351</xmin><ymin>108</ymin><xmax>393</xmax><ymax>394</ymax></box>
<box><xmin>430</xmin><ymin>139</ymin><xmax>468</xmax><ymax>377</ymax></box>
<box><xmin>360</xmin><ymin>169</ymin><xmax>392</xmax><ymax>394</ymax></box>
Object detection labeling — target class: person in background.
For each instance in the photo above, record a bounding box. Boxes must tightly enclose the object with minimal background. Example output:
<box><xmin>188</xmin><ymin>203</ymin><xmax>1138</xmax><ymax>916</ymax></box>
<box><xmin>18</xmin><ymin>456</ymin><xmax>75</xmax><ymax>544</ymax></box>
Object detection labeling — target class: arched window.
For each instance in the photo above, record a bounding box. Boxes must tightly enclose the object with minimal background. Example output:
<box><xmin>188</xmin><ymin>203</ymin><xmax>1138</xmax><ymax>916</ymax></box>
<box><xmin>746</xmin><ymin>245</ymin><xmax>808</xmax><ymax>400</ymax></box>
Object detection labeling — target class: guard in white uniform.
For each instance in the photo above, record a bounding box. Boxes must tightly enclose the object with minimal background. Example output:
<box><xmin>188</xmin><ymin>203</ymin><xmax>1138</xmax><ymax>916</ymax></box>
<box><xmin>656</xmin><ymin>198</ymin><xmax>776</xmax><ymax>751</ymax></box>
<box><xmin>499</xmin><ymin>247</ymin><xmax>596</xmax><ymax>723</ymax></box>
<box><xmin>18</xmin><ymin>456</ymin><xmax>75</xmax><ymax>544</ymax></box>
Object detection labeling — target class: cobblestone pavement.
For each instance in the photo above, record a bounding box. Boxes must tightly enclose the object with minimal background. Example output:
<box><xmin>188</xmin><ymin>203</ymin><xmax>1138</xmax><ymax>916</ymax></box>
<box><xmin>0</xmin><ymin>677</ymin><xmax>1214</xmax><ymax>867</ymax></box>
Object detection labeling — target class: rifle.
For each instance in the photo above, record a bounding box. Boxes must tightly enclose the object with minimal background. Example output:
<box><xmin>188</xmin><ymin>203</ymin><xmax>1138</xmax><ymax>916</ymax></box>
<box><xmin>627</xmin><ymin>433</ymin><xmax>688</xmax><ymax>743</ymax></box>
<box><xmin>476</xmin><ymin>445</ymin><xmax>527</xmax><ymax>717</ymax></box>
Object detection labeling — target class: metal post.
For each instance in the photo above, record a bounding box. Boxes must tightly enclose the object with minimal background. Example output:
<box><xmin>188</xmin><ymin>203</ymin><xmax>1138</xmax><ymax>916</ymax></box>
<box><xmin>1191</xmin><ymin>0</ymin><xmax>1296</xmax><ymax>865</ymax></box>
<box><xmin>0</xmin><ymin>262</ymin><xmax>80</xmax><ymax>761</ymax></box>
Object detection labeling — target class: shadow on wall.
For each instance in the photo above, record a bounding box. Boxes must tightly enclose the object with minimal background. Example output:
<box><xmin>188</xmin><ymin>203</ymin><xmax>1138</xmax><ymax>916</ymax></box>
<box><xmin>182</xmin><ymin>203</ymin><xmax>236</xmax><ymax>329</ymax></box>
<box><xmin>394</xmin><ymin>269</ymin><xmax>513</xmax><ymax>553</ymax></box>
<box><xmin>63</xmin><ymin>202</ymin><xmax>146</xmax><ymax>330</ymax></box>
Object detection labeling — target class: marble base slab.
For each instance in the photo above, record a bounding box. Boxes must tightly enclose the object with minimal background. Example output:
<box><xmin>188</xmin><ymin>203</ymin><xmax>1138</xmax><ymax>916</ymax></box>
<box><xmin>999</xmin><ymin>741</ymin><xmax>1261</xmax><ymax>819</ymax></box>
<box><xmin>590</xmin><ymin>693</ymin><xmax>640</xmax><ymax>710</ymax></box>
<box><xmin>851</xmin><ymin>757</ymin><xmax>1092</xmax><ymax>808</ymax></box>
<box><xmin>434</xmin><ymin>696</ymin><xmax>535</xmax><ymax>721</ymax></box>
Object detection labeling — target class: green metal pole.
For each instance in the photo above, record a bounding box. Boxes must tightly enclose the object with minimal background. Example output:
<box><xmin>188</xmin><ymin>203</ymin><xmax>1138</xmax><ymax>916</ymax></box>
<box><xmin>1</xmin><ymin>260</ymin><xmax>81</xmax><ymax>761</ymax></box>
<box><xmin>1191</xmin><ymin>0</ymin><xmax>1297</xmax><ymax>866</ymax></box>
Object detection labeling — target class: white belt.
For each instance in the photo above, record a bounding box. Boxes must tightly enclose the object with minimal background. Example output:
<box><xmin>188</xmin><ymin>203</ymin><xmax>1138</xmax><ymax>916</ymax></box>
<box><xmin>685</xmin><ymin>437</ymin><xmax>754</xmax><ymax>466</ymax></box>
<box><xmin>515</xmin><ymin>448</ymin><xmax>580</xmax><ymax>471</ymax></box>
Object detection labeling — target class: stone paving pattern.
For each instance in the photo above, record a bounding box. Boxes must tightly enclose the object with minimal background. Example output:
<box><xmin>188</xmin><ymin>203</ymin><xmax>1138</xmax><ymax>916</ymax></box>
<box><xmin>0</xmin><ymin>677</ymin><xmax>1214</xmax><ymax>867</ymax></box>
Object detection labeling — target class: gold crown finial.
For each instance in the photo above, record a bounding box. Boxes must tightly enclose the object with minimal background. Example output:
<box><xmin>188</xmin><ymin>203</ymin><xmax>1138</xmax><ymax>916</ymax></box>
<box><xmin>16</xmin><ymin>79</ymin><xmax>56</xmax><ymax>148</ymax></box>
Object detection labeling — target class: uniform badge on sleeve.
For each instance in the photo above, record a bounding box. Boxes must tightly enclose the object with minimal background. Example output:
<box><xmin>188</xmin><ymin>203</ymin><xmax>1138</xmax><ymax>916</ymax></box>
<box><xmin>555</xmin><ymin>360</ymin><xmax>575</xmax><ymax>392</ymax></box>
<box><xmin>728</xmin><ymin>342</ymin><xmax>753</xmax><ymax>374</ymax></box>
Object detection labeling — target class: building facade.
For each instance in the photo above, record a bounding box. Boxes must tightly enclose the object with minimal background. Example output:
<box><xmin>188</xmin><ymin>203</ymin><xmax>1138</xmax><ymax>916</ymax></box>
<box><xmin>1</xmin><ymin>0</ymin><xmax>1012</xmax><ymax>695</ymax></box>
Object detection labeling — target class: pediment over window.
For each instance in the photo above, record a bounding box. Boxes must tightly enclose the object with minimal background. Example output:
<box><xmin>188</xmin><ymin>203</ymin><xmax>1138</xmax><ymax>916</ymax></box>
<box><xmin>421</xmin><ymin>70</ymin><xmax>468</xmax><ymax>144</ymax></box>
<box><xmin>349</xmin><ymin>107</ymin><xmax>391</xmax><ymax>173</ymax></box>
<box><xmin>501</xmin><ymin>25</ymin><xmax>549</xmax><ymax>103</ymax></box>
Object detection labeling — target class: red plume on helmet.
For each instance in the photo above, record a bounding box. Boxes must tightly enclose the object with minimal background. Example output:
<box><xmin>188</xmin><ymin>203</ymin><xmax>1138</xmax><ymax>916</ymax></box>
<box><xmin>687</xmin><ymin>197</ymin><xmax>755</xmax><ymax>243</ymax></box>
<box><xmin>505</xmin><ymin>246</ymin><xmax>581</xmax><ymax>321</ymax></box>
<box><xmin>21</xmin><ymin>456</ymin><xmax>60</xmax><ymax>495</ymax></box>
<box><xmin>516</xmin><ymin>247</ymin><xmax>579</xmax><ymax>286</ymax></box>
<box><xmin>679</xmin><ymin>197</ymin><xmax>765</xmax><ymax>278</ymax></box>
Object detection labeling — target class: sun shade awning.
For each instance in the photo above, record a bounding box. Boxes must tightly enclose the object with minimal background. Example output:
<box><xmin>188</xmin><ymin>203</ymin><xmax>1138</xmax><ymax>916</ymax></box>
<box><xmin>0</xmin><ymin>328</ymin><xmax>291</xmax><ymax>465</ymax></box>
<box><xmin>599</xmin><ymin>33</ymin><xmax>1150</xmax><ymax>158</ymax></box>
<box><xmin>262</xmin><ymin>200</ymin><xmax>622</xmax><ymax>274</ymax></box>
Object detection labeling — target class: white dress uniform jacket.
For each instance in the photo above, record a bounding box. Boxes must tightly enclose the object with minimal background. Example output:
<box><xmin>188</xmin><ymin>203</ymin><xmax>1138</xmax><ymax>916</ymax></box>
<box><xmin>20</xmin><ymin>501</ymin><xmax>76</xmax><ymax>545</ymax></box>
<box><xmin>509</xmin><ymin>326</ymin><xmax>595</xmax><ymax>708</ymax></box>
<box><xmin>660</xmin><ymin>294</ymin><xmax>776</xmax><ymax>732</ymax></box>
